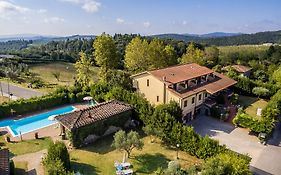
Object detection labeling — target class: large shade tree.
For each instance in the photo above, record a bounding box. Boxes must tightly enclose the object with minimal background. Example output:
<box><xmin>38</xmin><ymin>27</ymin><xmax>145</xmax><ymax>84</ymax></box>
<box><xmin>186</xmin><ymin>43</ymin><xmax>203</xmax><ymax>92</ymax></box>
<box><xmin>125</xmin><ymin>37</ymin><xmax>178</xmax><ymax>72</ymax></box>
<box><xmin>125</xmin><ymin>37</ymin><xmax>150</xmax><ymax>72</ymax></box>
<box><xmin>74</xmin><ymin>52</ymin><xmax>92</xmax><ymax>87</ymax></box>
<box><xmin>93</xmin><ymin>33</ymin><xmax>120</xmax><ymax>71</ymax></box>
<box><xmin>180</xmin><ymin>42</ymin><xmax>204</xmax><ymax>65</ymax></box>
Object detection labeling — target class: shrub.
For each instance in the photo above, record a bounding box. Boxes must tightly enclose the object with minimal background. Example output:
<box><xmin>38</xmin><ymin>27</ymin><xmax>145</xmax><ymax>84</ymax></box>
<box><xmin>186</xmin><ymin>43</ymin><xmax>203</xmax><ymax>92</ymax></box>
<box><xmin>43</xmin><ymin>141</ymin><xmax>71</xmax><ymax>171</ymax></box>
<box><xmin>233</xmin><ymin>108</ymin><xmax>274</xmax><ymax>135</ymax></box>
<box><xmin>201</xmin><ymin>153</ymin><xmax>251</xmax><ymax>175</ymax></box>
<box><xmin>45</xmin><ymin>159</ymin><xmax>72</xmax><ymax>175</ymax></box>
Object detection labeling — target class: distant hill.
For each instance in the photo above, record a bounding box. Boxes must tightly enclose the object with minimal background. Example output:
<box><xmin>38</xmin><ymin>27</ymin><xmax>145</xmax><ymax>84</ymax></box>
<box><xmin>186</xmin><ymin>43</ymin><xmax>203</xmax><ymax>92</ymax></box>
<box><xmin>151</xmin><ymin>30</ymin><xmax>281</xmax><ymax>46</ymax></box>
<box><xmin>198</xmin><ymin>30</ymin><xmax>281</xmax><ymax>46</ymax></box>
<box><xmin>0</xmin><ymin>34</ymin><xmax>96</xmax><ymax>44</ymax></box>
<box><xmin>152</xmin><ymin>32</ymin><xmax>242</xmax><ymax>41</ymax></box>
<box><xmin>196</xmin><ymin>32</ymin><xmax>243</xmax><ymax>38</ymax></box>
<box><xmin>150</xmin><ymin>33</ymin><xmax>199</xmax><ymax>41</ymax></box>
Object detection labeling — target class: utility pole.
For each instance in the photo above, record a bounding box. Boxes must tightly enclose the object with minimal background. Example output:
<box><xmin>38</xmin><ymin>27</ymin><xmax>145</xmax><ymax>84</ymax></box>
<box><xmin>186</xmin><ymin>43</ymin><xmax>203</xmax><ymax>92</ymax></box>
<box><xmin>8</xmin><ymin>79</ymin><xmax>10</xmax><ymax>101</ymax></box>
<box><xmin>0</xmin><ymin>81</ymin><xmax>3</xmax><ymax>96</ymax></box>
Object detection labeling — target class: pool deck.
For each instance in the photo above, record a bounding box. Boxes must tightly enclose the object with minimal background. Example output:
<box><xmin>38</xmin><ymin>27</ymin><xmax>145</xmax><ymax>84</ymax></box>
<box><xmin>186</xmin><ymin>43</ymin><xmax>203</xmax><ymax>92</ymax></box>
<box><xmin>0</xmin><ymin>103</ymin><xmax>89</xmax><ymax>141</ymax></box>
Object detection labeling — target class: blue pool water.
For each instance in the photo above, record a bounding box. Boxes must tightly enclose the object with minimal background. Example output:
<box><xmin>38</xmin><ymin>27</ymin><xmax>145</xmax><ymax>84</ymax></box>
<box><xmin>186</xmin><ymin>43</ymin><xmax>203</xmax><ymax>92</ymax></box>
<box><xmin>0</xmin><ymin>106</ymin><xmax>75</xmax><ymax>137</ymax></box>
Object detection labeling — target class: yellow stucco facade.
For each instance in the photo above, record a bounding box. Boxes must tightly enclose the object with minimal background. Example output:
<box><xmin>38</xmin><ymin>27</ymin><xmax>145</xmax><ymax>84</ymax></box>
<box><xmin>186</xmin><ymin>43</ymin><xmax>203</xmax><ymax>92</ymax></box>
<box><xmin>132</xmin><ymin>72</ymin><xmax>210</xmax><ymax>118</ymax></box>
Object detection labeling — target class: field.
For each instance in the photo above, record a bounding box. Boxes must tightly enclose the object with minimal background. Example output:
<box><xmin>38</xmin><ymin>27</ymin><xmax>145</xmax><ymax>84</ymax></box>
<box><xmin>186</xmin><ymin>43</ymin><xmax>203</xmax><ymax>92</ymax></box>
<box><xmin>70</xmin><ymin>136</ymin><xmax>201</xmax><ymax>175</ymax></box>
<box><xmin>218</xmin><ymin>45</ymin><xmax>269</xmax><ymax>54</ymax></box>
<box><xmin>238</xmin><ymin>95</ymin><xmax>268</xmax><ymax>119</ymax></box>
<box><xmin>30</xmin><ymin>62</ymin><xmax>100</xmax><ymax>87</ymax></box>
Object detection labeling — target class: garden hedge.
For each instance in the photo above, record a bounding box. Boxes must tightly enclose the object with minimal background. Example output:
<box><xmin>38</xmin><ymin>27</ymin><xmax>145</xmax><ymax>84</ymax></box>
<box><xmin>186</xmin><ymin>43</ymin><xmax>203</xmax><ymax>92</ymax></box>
<box><xmin>0</xmin><ymin>86</ymin><xmax>89</xmax><ymax>118</ymax></box>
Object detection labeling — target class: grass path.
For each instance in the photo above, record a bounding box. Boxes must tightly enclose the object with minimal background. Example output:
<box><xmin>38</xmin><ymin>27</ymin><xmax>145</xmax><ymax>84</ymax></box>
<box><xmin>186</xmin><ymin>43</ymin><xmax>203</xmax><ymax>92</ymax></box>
<box><xmin>70</xmin><ymin>136</ymin><xmax>201</xmax><ymax>175</ymax></box>
<box><xmin>12</xmin><ymin>149</ymin><xmax>47</xmax><ymax>175</ymax></box>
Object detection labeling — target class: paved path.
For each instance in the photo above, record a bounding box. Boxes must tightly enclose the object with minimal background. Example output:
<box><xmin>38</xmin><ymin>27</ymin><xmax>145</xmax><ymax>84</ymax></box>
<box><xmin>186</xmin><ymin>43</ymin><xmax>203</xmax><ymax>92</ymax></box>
<box><xmin>0</xmin><ymin>81</ymin><xmax>44</xmax><ymax>99</ymax></box>
<box><xmin>12</xmin><ymin>149</ymin><xmax>47</xmax><ymax>175</ymax></box>
<box><xmin>189</xmin><ymin>115</ymin><xmax>281</xmax><ymax>175</ymax></box>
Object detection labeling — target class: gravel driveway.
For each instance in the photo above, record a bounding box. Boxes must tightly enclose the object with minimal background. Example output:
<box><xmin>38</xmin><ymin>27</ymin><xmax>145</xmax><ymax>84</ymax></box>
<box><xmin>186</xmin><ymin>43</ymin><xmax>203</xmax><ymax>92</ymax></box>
<box><xmin>189</xmin><ymin>115</ymin><xmax>281</xmax><ymax>175</ymax></box>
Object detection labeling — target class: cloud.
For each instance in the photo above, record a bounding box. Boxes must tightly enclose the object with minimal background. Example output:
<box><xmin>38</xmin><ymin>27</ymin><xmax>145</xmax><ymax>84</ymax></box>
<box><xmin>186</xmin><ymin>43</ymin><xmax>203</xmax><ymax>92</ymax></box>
<box><xmin>82</xmin><ymin>1</ymin><xmax>100</xmax><ymax>13</ymax></box>
<box><xmin>60</xmin><ymin>0</ymin><xmax>80</xmax><ymax>3</ymax></box>
<box><xmin>143</xmin><ymin>21</ymin><xmax>150</xmax><ymax>28</ymax></box>
<box><xmin>59</xmin><ymin>0</ymin><xmax>101</xmax><ymax>13</ymax></box>
<box><xmin>37</xmin><ymin>9</ymin><xmax>47</xmax><ymax>14</ymax></box>
<box><xmin>0</xmin><ymin>1</ymin><xmax>29</xmax><ymax>14</ymax></box>
<box><xmin>116</xmin><ymin>18</ymin><xmax>125</xmax><ymax>24</ymax></box>
<box><xmin>44</xmin><ymin>17</ymin><xmax>65</xmax><ymax>23</ymax></box>
<box><xmin>182</xmin><ymin>20</ymin><xmax>187</xmax><ymax>25</ymax></box>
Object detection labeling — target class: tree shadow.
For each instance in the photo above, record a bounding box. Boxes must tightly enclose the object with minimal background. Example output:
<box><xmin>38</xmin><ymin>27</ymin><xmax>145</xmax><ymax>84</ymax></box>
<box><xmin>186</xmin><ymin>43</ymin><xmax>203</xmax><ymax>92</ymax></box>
<box><xmin>250</xmin><ymin>166</ymin><xmax>273</xmax><ymax>175</ymax></box>
<box><xmin>267</xmin><ymin>121</ymin><xmax>281</xmax><ymax>147</ymax></box>
<box><xmin>79</xmin><ymin>135</ymin><xmax>115</xmax><ymax>154</ymax></box>
<box><xmin>0</xmin><ymin>130</ymin><xmax>8</xmax><ymax>136</ymax></box>
<box><xmin>14</xmin><ymin>167</ymin><xmax>28</xmax><ymax>175</ymax></box>
<box><xmin>133</xmin><ymin>153</ymin><xmax>169</xmax><ymax>174</ymax></box>
<box><xmin>188</xmin><ymin>115</ymin><xmax>235</xmax><ymax>137</ymax></box>
<box><xmin>238</xmin><ymin>96</ymin><xmax>258</xmax><ymax>108</ymax></box>
<box><xmin>27</xmin><ymin>169</ymin><xmax>37</xmax><ymax>175</ymax></box>
<box><xmin>71</xmin><ymin>161</ymin><xmax>100</xmax><ymax>175</ymax></box>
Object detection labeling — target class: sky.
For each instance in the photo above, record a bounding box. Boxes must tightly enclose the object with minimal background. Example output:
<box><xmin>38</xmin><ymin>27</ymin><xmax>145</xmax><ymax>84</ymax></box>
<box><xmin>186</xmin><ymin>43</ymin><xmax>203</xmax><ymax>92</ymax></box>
<box><xmin>0</xmin><ymin>0</ymin><xmax>281</xmax><ymax>36</ymax></box>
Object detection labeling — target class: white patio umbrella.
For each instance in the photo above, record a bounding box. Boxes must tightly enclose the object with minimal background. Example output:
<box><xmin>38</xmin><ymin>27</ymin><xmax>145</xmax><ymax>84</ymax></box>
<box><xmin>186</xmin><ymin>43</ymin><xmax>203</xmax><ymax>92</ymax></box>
<box><xmin>48</xmin><ymin>115</ymin><xmax>57</xmax><ymax>121</ymax></box>
<box><xmin>83</xmin><ymin>96</ymin><xmax>93</xmax><ymax>101</ymax></box>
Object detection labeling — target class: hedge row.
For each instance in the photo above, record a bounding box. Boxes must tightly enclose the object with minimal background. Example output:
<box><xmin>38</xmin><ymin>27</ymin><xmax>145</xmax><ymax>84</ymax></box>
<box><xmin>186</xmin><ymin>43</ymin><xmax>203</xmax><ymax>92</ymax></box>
<box><xmin>233</xmin><ymin>108</ymin><xmax>275</xmax><ymax>134</ymax></box>
<box><xmin>0</xmin><ymin>87</ymin><xmax>89</xmax><ymax>118</ymax></box>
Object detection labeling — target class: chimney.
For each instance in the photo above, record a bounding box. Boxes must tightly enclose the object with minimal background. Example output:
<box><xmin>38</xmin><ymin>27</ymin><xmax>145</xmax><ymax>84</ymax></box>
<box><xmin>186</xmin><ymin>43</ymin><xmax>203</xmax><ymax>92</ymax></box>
<box><xmin>88</xmin><ymin>112</ymin><xmax>92</xmax><ymax>118</ymax></box>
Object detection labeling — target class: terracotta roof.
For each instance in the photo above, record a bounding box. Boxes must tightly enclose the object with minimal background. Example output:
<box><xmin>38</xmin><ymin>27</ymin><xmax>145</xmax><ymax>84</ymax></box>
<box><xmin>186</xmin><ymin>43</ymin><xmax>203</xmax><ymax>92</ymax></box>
<box><xmin>231</xmin><ymin>65</ymin><xmax>252</xmax><ymax>73</ymax></box>
<box><xmin>205</xmin><ymin>73</ymin><xmax>237</xmax><ymax>94</ymax></box>
<box><xmin>0</xmin><ymin>149</ymin><xmax>10</xmax><ymax>175</ymax></box>
<box><xmin>168</xmin><ymin>72</ymin><xmax>237</xmax><ymax>98</ymax></box>
<box><xmin>55</xmin><ymin>100</ymin><xmax>133</xmax><ymax>131</ymax></box>
<box><xmin>149</xmin><ymin>63</ymin><xmax>214</xmax><ymax>84</ymax></box>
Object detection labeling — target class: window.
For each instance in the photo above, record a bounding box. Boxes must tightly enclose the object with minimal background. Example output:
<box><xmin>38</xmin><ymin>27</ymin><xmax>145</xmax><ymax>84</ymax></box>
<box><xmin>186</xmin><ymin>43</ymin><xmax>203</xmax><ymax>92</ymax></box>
<box><xmin>192</xmin><ymin>97</ymin><xmax>195</xmax><ymax>104</ymax></box>
<box><xmin>184</xmin><ymin>100</ymin><xmax>187</xmax><ymax>107</ymax></box>
<box><xmin>199</xmin><ymin>94</ymin><xmax>202</xmax><ymax>100</ymax></box>
<box><xmin>157</xmin><ymin>96</ymin><xmax>159</xmax><ymax>102</ymax></box>
<box><xmin>147</xmin><ymin>79</ymin><xmax>149</xmax><ymax>87</ymax></box>
<box><xmin>205</xmin><ymin>93</ymin><xmax>208</xmax><ymax>98</ymax></box>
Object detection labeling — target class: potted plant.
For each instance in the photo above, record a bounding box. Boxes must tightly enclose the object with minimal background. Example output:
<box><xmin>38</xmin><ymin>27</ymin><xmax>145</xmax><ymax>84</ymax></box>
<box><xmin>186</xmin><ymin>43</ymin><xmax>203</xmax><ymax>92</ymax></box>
<box><xmin>5</xmin><ymin>135</ymin><xmax>11</xmax><ymax>143</ymax></box>
<box><xmin>35</xmin><ymin>132</ymin><xmax>39</xmax><ymax>139</ymax></box>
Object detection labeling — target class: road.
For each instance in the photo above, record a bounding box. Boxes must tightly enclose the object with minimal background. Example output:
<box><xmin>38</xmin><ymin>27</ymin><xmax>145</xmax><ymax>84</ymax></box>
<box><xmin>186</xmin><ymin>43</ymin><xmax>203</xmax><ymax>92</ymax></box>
<box><xmin>0</xmin><ymin>81</ymin><xmax>44</xmax><ymax>99</ymax></box>
<box><xmin>189</xmin><ymin>115</ymin><xmax>281</xmax><ymax>175</ymax></box>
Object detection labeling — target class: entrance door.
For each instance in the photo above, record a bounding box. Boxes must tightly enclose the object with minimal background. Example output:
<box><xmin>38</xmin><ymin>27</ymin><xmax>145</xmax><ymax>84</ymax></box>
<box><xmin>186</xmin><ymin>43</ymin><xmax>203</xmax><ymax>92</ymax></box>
<box><xmin>183</xmin><ymin>112</ymin><xmax>192</xmax><ymax>123</ymax></box>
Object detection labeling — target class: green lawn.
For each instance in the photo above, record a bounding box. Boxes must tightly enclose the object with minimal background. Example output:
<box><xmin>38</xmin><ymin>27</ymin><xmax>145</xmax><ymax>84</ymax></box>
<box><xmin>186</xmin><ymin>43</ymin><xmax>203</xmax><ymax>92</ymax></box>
<box><xmin>0</xmin><ymin>136</ymin><xmax>52</xmax><ymax>156</ymax></box>
<box><xmin>29</xmin><ymin>62</ymin><xmax>100</xmax><ymax>89</ymax></box>
<box><xmin>70</xmin><ymin>135</ymin><xmax>201</xmax><ymax>175</ymax></box>
<box><xmin>14</xmin><ymin>161</ymin><xmax>28</xmax><ymax>175</ymax></box>
<box><xmin>238</xmin><ymin>95</ymin><xmax>268</xmax><ymax>119</ymax></box>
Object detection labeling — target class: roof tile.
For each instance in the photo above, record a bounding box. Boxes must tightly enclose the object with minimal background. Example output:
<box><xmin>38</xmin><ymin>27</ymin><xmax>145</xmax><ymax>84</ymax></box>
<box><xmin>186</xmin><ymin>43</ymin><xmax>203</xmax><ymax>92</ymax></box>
<box><xmin>0</xmin><ymin>149</ymin><xmax>9</xmax><ymax>175</ymax></box>
<box><xmin>55</xmin><ymin>100</ymin><xmax>133</xmax><ymax>131</ymax></box>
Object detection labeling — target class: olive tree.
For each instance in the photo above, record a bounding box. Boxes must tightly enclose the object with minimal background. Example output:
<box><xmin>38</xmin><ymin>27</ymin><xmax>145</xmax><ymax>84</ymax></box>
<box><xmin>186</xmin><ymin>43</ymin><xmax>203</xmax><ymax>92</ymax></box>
<box><xmin>112</xmin><ymin>130</ymin><xmax>143</xmax><ymax>159</ymax></box>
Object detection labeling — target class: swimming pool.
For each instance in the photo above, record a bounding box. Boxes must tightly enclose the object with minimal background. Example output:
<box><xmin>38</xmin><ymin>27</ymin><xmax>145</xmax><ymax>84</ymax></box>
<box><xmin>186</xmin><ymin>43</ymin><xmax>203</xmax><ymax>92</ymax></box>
<box><xmin>0</xmin><ymin>106</ymin><xmax>76</xmax><ymax>137</ymax></box>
